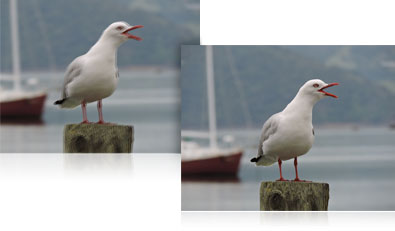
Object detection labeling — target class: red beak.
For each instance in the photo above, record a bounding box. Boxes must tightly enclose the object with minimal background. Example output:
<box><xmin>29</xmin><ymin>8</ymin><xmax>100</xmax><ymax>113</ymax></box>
<box><xmin>318</xmin><ymin>82</ymin><xmax>339</xmax><ymax>98</ymax></box>
<box><xmin>122</xmin><ymin>25</ymin><xmax>144</xmax><ymax>41</ymax></box>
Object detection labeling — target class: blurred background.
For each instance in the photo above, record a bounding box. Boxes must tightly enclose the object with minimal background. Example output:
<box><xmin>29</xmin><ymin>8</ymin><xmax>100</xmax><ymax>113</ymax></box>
<box><xmin>181</xmin><ymin>45</ymin><xmax>395</xmax><ymax>210</ymax></box>
<box><xmin>0</xmin><ymin>0</ymin><xmax>200</xmax><ymax>153</ymax></box>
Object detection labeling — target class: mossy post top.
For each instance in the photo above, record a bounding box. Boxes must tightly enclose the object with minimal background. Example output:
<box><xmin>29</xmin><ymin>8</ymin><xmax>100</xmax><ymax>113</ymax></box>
<box><xmin>63</xmin><ymin>124</ymin><xmax>134</xmax><ymax>153</ymax></box>
<box><xmin>260</xmin><ymin>181</ymin><xmax>330</xmax><ymax>211</ymax></box>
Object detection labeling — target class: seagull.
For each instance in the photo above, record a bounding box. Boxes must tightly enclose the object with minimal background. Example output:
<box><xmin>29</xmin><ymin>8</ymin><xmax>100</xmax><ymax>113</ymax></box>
<box><xmin>54</xmin><ymin>21</ymin><xmax>143</xmax><ymax>124</ymax></box>
<box><xmin>250</xmin><ymin>79</ymin><xmax>339</xmax><ymax>181</ymax></box>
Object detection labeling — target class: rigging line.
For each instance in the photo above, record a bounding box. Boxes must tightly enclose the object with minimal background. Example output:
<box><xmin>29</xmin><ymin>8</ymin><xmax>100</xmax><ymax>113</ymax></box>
<box><xmin>200</xmin><ymin>51</ymin><xmax>208</xmax><ymax>130</ymax></box>
<box><xmin>215</xmin><ymin>48</ymin><xmax>233</xmax><ymax>128</ymax></box>
<box><xmin>201</xmin><ymin>84</ymin><xmax>208</xmax><ymax>130</ymax></box>
<box><xmin>225</xmin><ymin>46</ymin><xmax>253</xmax><ymax>128</ymax></box>
<box><xmin>30</xmin><ymin>0</ymin><xmax>57</xmax><ymax>71</ymax></box>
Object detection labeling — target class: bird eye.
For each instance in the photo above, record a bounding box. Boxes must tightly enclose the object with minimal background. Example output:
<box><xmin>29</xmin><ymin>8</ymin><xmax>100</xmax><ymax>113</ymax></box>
<box><xmin>116</xmin><ymin>26</ymin><xmax>124</xmax><ymax>31</ymax></box>
<box><xmin>313</xmin><ymin>83</ymin><xmax>319</xmax><ymax>88</ymax></box>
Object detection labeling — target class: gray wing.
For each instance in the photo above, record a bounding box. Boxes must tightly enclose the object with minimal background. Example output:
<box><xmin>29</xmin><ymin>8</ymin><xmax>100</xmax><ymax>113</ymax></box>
<box><xmin>61</xmin><ymin>56</ymin><xmax>84</xmax><ymax>99</ymax></box>
<box><xmin>257</xmin><ymin>113</ymin><xmax>280</xmax><ymax>156</ymax></box>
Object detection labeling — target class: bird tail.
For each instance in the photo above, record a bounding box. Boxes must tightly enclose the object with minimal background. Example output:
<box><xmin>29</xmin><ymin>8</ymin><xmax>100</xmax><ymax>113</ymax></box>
<box><xmin>251</xmin><ymin>155</ymin><xmax>277</xmax><ymax>166</ymax></box>
<box><xmin>54</xmin><ymin>99</ymin><xmax>66</xmax><ymax>105</ymax></box>
<box><xmin>250</xmin><ymin>156</ymin><xmax>261</xmax><ymax>162</ymax></box>
<box><xmin>54</xmin><ymin>98</ymin><xmax>79</xmax><ymax>108</ymax></box>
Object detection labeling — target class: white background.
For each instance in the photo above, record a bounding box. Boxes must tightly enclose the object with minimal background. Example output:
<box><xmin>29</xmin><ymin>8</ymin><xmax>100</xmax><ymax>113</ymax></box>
<box><xmin>2</xmin><ymin>0</ymin><xmax>395</xmax><ymax>230</ymax></box>
<box><xmin>0</xmin><ymin>154</ymin><xmax>180</xmax><ymax>230</ymax></box>
<box><xmin>201</xmin><ymin>0</ymin><xmax>395</xmax><ymax>45</ymax></box>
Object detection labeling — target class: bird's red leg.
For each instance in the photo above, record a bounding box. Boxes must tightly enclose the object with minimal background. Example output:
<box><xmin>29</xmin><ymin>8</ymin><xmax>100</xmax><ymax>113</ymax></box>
<box><xmin>80</xmin><ymin>101</ymin><xmax>90</xmax><ymax>124</ymax></box>
<box><xmin>276</xmin><ymin>159</ymin><xmax>288</xmax><ymax>181</ymax></box>
<box><xmin>96</xmin><ymin>100</ymin><xmax>114</xmax><ymax>124</ymax></box>
<box><xmin>293</xmin><ymin>157</ymin><xmax>310</xmax><ymax>182</ymax></box>
<box><xmin>97</xmin><ymin>100</ymin><xmax>105</xmax><ymax>124</ymax></box>
<box><xmin>293</xmin><ymin>157</ymin><xmax>301</xmax><ymax>181</ymax></box>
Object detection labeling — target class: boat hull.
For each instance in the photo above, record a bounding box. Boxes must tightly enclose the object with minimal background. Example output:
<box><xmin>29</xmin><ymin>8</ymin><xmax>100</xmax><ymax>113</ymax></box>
<box><xmin>0</xmin><ymin>93</ymin><xmax>47</xmax><ymax>118</ymax></box>
<box><xmin>182</xmin><ymin>151</ymin><xmax>243</xmax><ymax>176</ymax></box>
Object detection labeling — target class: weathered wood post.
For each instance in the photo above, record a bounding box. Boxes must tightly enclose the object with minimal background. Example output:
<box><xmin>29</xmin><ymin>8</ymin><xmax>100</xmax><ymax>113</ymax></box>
<box><xmin>63</xmin><ymin>124</ymin><xmax>134</xmax><ymax>153</ymax></box>
<box><xmin>260</xmin><ymin>181</ymin><xmax>329</xmax><ymax>211</ymax></box>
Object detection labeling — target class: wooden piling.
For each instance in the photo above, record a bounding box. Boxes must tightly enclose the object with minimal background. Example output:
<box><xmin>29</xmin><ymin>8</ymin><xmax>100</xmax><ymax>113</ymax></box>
<box><xmin>63</xmin><ymin>124</ymin><xmax>134</xmax><ymax>153</ymax></box>
<box><xmin>260</xmin><ymin>181</ymin><xmax>329</xmax><ymax>211</ymax></box>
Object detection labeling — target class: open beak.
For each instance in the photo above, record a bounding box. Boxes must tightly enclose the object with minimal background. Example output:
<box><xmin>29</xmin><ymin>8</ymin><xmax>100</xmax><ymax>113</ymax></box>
<box><xmin>318</xmin><ymin>82</ymin><xmax>339</xmax><ymax>98</ymax></box>
<box><xmin>122</xmin><ymin>25</ymin><xmax>144</xmax><ymax>41</ymax></box>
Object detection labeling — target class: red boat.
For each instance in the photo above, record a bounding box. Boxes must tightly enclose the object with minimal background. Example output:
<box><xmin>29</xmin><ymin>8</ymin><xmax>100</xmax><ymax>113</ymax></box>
<box><xmin>181</xmin><ymin>140</ymin><xmax>243</xmax><ymax>176</ymax></box>
<box><xmin>0</xmin><ymin>91</ymin><xmax>47</xmax><ymax>119</ymax></box>
<box><xmin>1</xmin><ymin>1</ymin><xmax>47</xmax><ymax>121</ymax></box>
<box><xmin>182</xmin><ymin>149</ymin><xmax>243</xmax><ymax>176</ymax></box>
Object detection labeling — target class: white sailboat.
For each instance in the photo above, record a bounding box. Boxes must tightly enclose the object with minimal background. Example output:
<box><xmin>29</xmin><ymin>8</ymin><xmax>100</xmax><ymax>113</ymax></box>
<box><xmin>181</xmin><ymin>46</ymin><xmax>243</xmax><ymax>176</ymax></box>
<box><xmin>0</xmin><ymin>0</ymin><xmax>47</xmax><ymax>119</ymax></box>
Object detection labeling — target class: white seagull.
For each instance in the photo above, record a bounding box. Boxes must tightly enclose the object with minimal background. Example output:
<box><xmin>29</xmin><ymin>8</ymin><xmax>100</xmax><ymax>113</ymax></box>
<box><xmin>251</xmin><ymin>79</ymin><xmax>339</xmax><ymax>181</ymax></box>
<box><xmin>54</xmin><ymin>21</ymin><xmax>143</xmax><ymax>124</ymax></box>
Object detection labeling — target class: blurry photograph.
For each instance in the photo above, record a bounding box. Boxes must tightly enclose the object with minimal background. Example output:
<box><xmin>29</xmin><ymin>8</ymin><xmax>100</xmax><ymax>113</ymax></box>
<box><xmin>181</xmin><ymin>45</ymin><xmax>395</xmax><ymax>210</ymax></box>
<box><xmin>0</xmin><ymin>0</ymin><xmax>200</xmax><ymax>153</ymax></box>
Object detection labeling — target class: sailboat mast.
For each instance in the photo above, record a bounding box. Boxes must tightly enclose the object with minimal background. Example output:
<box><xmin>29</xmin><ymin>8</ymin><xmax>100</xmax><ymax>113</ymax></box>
<box><xmin>10</xmin><ymin>0</ymin><xmax>21</xmax><ymax>91</ymax></box>
<box><xmin>205</xmin><ymin>46</ymin><xmax>218</xmax><ymax>149</ymax></box>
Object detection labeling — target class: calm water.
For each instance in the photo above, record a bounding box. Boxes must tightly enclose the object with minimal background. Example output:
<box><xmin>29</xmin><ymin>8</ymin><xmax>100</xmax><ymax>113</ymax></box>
<box><xmin>182</xmin><ymin>127</ymin><xmax>395</xmax><ymax>211</ymax></box>
<box><xmin>0</xmin><ymin>69</ymin><xmax>180</xmax><ymax>153</ymax></box>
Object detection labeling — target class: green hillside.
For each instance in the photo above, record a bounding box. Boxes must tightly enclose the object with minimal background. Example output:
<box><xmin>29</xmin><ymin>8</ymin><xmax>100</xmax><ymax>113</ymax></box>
<box><xmin>181</xmin><ymin>46</ymin><xmax>395</xmax><ymax>129</ymax></box>
<box><xmin>288</xmin><ymin>46</ymin><xmax>395</xmax><ymax>93</ymax></box>
<box><xmin>0</xmin><ymin>0</ymin><xmax>199</xmax><ymax>71</ymax></box>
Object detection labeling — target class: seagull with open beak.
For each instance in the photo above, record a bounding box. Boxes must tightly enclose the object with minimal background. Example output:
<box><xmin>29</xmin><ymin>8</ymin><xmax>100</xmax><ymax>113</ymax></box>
<box><xmin>251</xmin><ymin>79</ymin><xmax>339</xmax><ymax>181</ymax></box>
<box><xmin>55</xmin><ymin>21</ymin><xmax>144</xmax><ymax>124</ymax></box>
